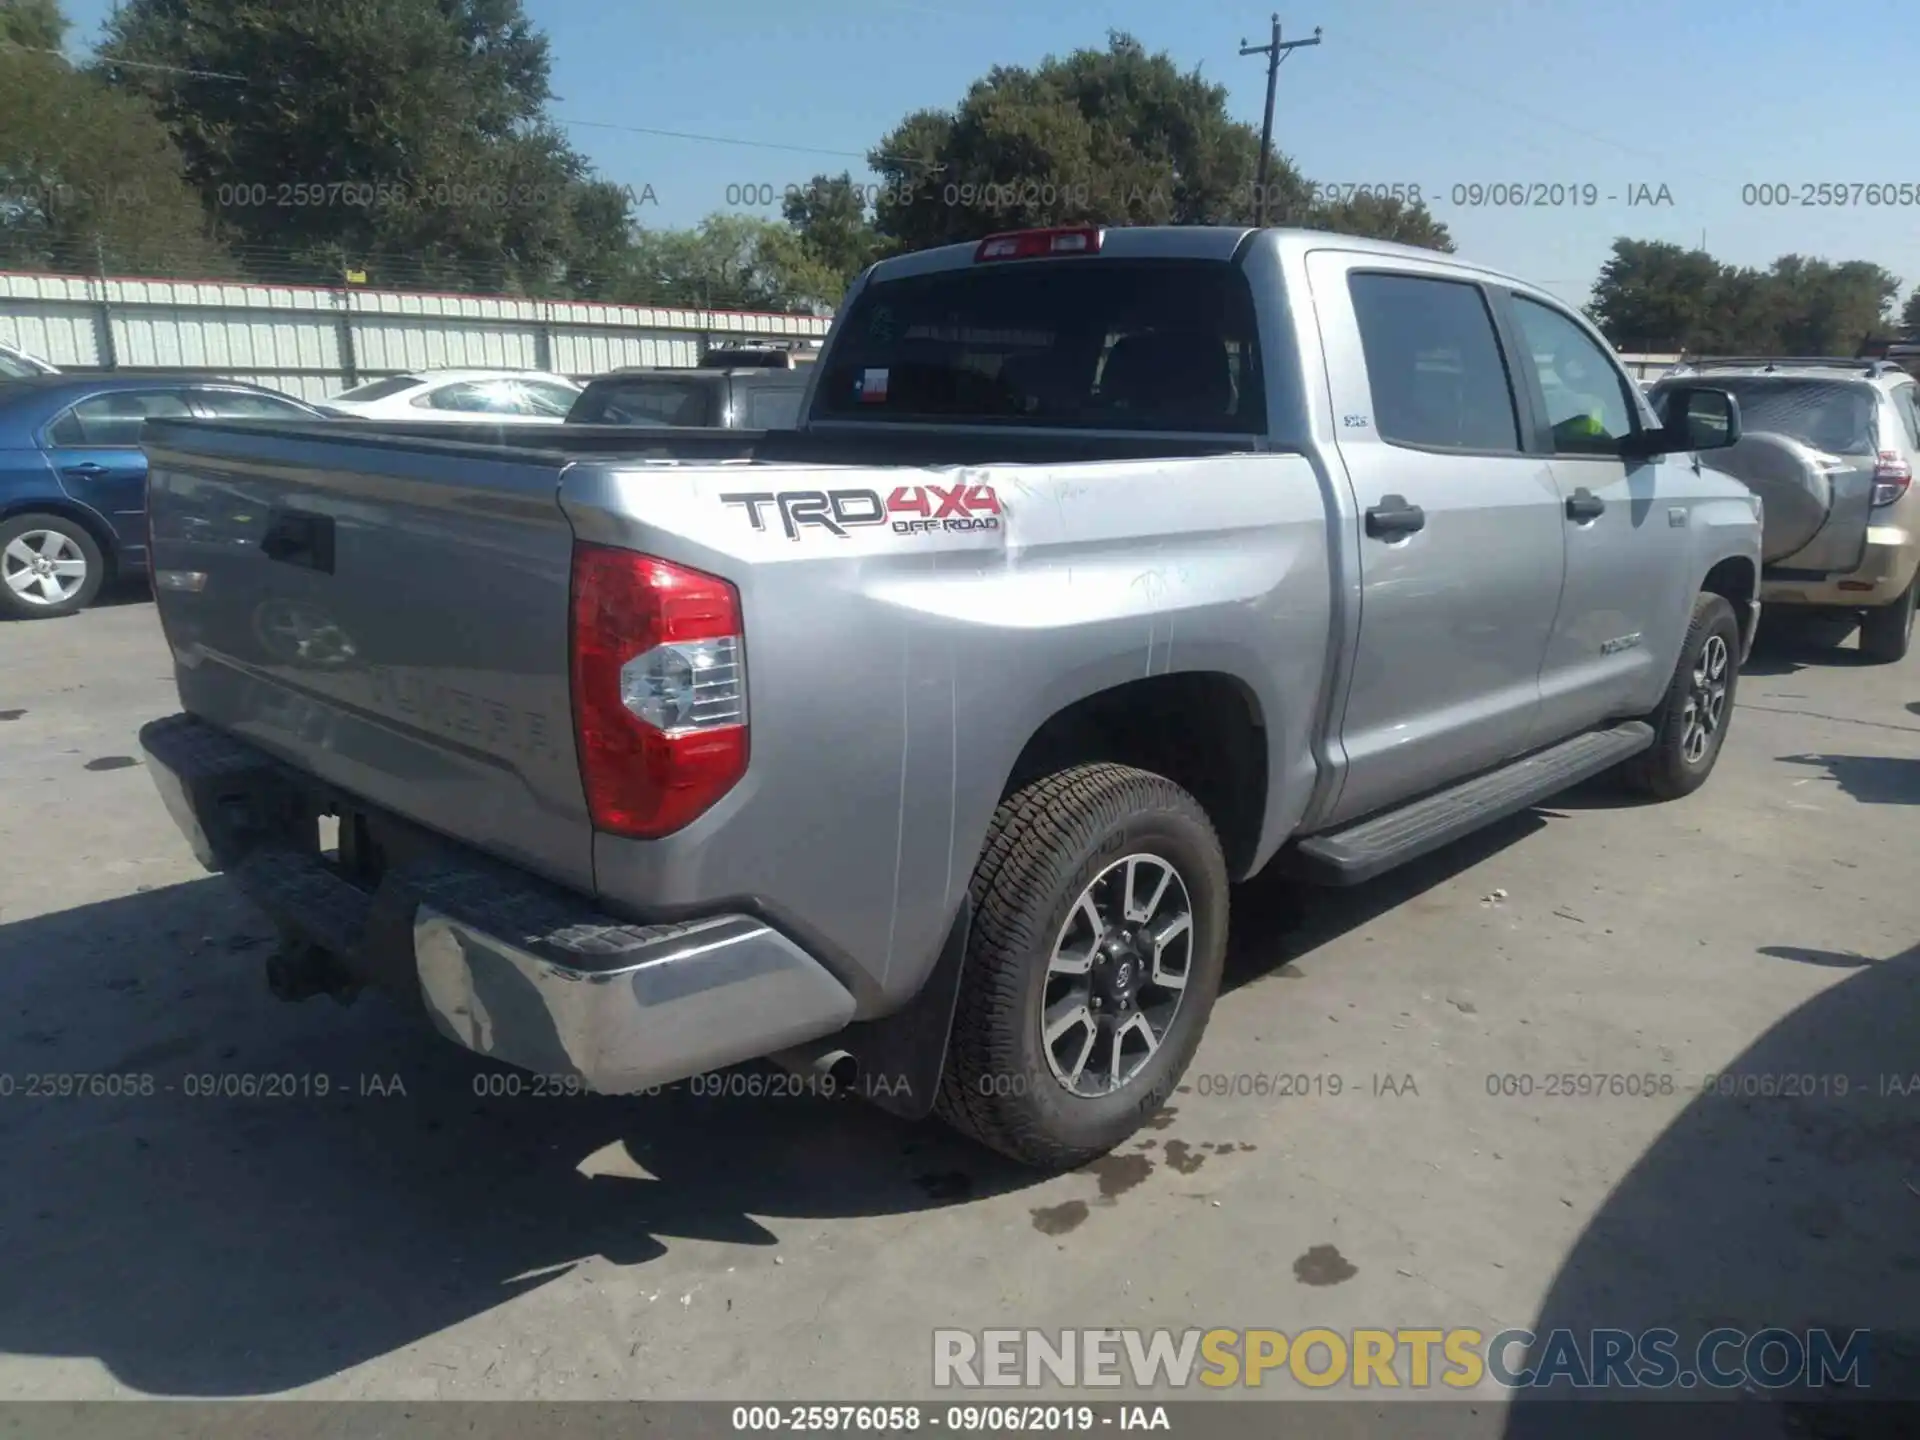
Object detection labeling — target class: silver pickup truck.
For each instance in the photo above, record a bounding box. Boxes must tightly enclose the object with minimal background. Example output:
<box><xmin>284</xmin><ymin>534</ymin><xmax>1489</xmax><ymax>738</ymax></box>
<box><xmin>137</xmin><ymin>226</ymin><xmax>1761</xmax><ymax>1169</ymax></box>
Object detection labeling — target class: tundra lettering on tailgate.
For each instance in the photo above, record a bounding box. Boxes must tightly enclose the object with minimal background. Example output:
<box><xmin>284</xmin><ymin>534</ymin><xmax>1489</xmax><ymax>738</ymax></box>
<box><xmin>720</xmin><ymin>485</ymin><xmax>1001</xmax><ymax>541</ymax></box>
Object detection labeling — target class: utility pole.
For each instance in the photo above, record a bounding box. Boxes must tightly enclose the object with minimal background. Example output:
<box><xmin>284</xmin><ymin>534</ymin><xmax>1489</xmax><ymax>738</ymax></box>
<box><xmin>1239</xmin><ymin>14</ymin><xmax>1321</xmax><ymax>226</ymax></box>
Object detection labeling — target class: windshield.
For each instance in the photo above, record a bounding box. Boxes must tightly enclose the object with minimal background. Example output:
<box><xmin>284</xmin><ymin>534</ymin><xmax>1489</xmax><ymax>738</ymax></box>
<box><xmin>0</xmin><ymin>350</ymin><xmax>47</xmax><ymax>379</ymax></box>
<box><xmin>814</xmin><ymin>259</ymin><xmax>1266</xmax><ymax>433</ymax></box>
<box><xmin>1661</xmin><ymin>378</ymin><xmax>1880</xmax><ymax>456</ymax></box>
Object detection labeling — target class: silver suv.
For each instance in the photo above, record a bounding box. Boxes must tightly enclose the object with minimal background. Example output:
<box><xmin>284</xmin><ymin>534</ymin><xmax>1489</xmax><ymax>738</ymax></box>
<box><xmin>1653</xmin><ymin>358</ymin><xmax>1920</xmax><ymax>662</ymax></box>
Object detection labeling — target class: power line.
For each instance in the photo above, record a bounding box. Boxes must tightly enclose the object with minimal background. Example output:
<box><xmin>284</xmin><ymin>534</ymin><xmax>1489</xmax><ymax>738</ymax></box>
<box><xmin>0</xmin><ymin>40</ymin><xmax>253</xmax><ymax>83</ymax></box>
<box><xmin>555</xmin><ymin>117</ymin><xmax>940</xmax><ymax>171</ymax></box>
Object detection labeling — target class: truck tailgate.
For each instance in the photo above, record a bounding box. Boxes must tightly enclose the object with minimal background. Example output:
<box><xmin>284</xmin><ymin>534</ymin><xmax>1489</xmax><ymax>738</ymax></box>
<box><xmin>142</xmin><ymin>420</ymin><xmax>594</xmax><ymax>892</ymax></box>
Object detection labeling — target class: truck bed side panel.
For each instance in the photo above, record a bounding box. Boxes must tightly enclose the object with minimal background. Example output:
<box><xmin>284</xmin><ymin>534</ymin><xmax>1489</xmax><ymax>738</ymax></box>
<box><xmin>564</xmin><ymin>452</ymin><xmax>1332</xmax><ymax>1014</ymax></box>
<box><xmin>143</xmin><ymin>422</ymin><xmax>595</xmax><ymax>892</ymax></box>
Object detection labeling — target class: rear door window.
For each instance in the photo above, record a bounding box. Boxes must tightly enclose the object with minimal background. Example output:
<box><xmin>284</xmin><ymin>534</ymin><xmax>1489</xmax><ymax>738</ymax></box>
<box><xmin>190</xmin><ymin>388</ymin><xmax>317</xmax><ymax>419</ymax></box>
<box><xmin>1347</xmin><ymin>272</ymin><xmax>1520</xmax><ymax>452</ymax></box>
<box><xmin>815</xmin><ymin>259</ymin><xmax>1266</xmax><ymax>433</ymax></box>
<box><xmin>46</xmin><ymin>389</ymin><xmax>193</xmax><ymax>446</ymax></box>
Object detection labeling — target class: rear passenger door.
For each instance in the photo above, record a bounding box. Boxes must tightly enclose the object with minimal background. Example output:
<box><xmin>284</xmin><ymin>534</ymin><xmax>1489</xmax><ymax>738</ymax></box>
<box><xmin>42</xmin><ymin>388</ymin><xmax>194</xmax><ymax>555</ymax></box>
<box><xmin>1501</xmin><ymin>292</ymin><xmax>1694</xmax><ymax>733</ymax></box>
<box><xmin>1308</xmin><ymin>255</ymin><xmax>1568</xmax><ymax>824</ymax></box>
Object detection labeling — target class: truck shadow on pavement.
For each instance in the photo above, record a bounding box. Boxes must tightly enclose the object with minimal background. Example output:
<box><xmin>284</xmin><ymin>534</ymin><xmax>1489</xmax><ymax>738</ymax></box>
<box><xmin>1502</xmin><ymin>940</ymin><xmax>1920</xmax><ymax>1438</ymax></box>
<box><xmin>0</xmin><ymin>810</ymin><xmax>1559</xmax><ymax>1397</ymax></box>
<box><xmin>0</xmin><ymin>877</ymin><xmax>1041</xmax><ymax>1396</ymax></box>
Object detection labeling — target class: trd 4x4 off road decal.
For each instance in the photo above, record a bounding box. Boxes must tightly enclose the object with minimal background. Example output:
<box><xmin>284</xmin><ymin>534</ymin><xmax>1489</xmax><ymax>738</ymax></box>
<box><xmin>720</xmin><ymin>484</ymin><xmax>1001</xmax><ymax>540</ymax></box>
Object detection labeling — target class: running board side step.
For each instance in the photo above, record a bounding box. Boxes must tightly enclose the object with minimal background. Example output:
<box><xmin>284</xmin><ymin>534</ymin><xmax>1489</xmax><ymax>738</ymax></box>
<box><xmin>1285</xmin><ymin>722</ymin><xmax>1655</xmax><ymax>886</ymax></box>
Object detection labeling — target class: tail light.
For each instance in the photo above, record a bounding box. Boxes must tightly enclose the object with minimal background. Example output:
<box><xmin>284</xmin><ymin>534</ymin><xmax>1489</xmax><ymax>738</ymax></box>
<box><xmin>974</xmin><ymin>226</ymin><xmax>1104</xmax><ymax>262</ymax></box>
<box><xmin>569</xmin><ymin>544</ymin><xmax>748</xmax><ymax>838</ymax></box>
<box><xmin>1871</xmin><ymin>450</ymin><xmax>1912</xmax><ymax>507</ymax></box>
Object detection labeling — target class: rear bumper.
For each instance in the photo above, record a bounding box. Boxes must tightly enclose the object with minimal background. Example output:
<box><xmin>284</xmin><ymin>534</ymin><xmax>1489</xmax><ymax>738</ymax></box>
<box><xmin>137</xmin><ymin>713</ymin><xmax>856</xmax><ymax>1092</ymax></box>
<box><xmin>1762</xmin><ymin>529</ymin><xmax>1917</xmax><ymax>609</ymax></box>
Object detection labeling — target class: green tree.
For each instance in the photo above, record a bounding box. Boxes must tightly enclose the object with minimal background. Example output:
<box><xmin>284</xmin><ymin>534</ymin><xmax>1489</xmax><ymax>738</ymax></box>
<box><xmin>1590</xmin><ymin>238</ymin><xmax>1897</xmax><ymax>355</ymax></box>
<box><xmin>1901</xmin><ymin>288</ymin><xmax>1920</xmax><ymax>335</ymax></box>
<box><xmin>782</xmin><ymin>172</ymin><xmax>884</xmax><ymax>302</ymax></box>
<box><xmin>613</xmin><ymin>214</ymin><xmax>840</xmax><ymax>313</ymax></box>
<box><xmin>95</xmin><ymin>0</ymin><xmax>637</xmax><ymax>292</ymax></box>
<box><xmin>862</xmin><ymin>33</ymin><xmax>1450</xmax><ymax>253</ymax></box>
<box><xmin>1</xmin><ymin>0</ymin><xmax>231</xmax><ymax>276</ymax></box>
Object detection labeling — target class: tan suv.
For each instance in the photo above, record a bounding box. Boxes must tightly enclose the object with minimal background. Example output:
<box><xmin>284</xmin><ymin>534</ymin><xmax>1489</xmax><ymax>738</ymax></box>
<box><xmin>1653</xmin><ymin>358</ymin><xmax>1920</xmax><ymax>662</ymax></box>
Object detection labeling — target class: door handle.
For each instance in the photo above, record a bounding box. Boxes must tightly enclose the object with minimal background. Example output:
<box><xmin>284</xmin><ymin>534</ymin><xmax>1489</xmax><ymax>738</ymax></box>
<box><xmin>1565</xmin><ymin>488</ymin><xmax>1606</xmax><ymax>522</ymax></box>
<box><xmin>1365</xmin><ymin>494</ymin><xmax>1426</xmax><ymax>538</ymax></box>
<box><xmin>260</xmin><ymin>509</ymin><xmax>335</xmax><ymax>573</ymax></box>
<box><xmin>60</xmin><ymin>462</ymin><xmax>107</xmax><ymax>477</ymax></box>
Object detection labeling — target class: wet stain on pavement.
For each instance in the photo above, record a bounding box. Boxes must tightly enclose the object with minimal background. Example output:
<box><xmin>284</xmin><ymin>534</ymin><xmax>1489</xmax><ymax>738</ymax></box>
<box><xmin>0</xmin><ymin>709</ymin><xmax>24</xmax><ymax>721</ymax></box>
<box><xmin>1083</xmin><ymin>1152</ymin><xmax>1153</xmax><ymax>1201</ymax></box>
<box><xmin>1164</xmin><ymin>1140</ymin><xmax>1205</xmax><ymax>1174</ymax></box>
<box><xmin>1031</xmin><ymin>1200</ymin><xmax>1090</xmax><ymax>1235</ymax></box>
<box><xmin>1293</xmin><ymin>1244</ymin><xmax>1358</xmax><ymax>1286</ymax></box>
<box><xmin>1142</xmin><ymin>1105</ymin><xmax>1179</xmax><ymax>1131</ymax></box>
<box><xmin>914</xmin><ymin>1171</ymin><xmax>974</xmax><ymax>1202</ymax></box>
<box><xmin>84</xmin><ymin>756</ymin><xmax>138</xmax><ymax>771</ymax></box>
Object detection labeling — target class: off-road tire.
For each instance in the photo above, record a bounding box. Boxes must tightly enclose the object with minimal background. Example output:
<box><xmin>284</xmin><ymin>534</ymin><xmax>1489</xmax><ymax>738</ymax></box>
<box><xmin>1620</xmin><ymin>592</ymin><xmax>1741</xmax><ymax>800</ymax></box>
<box><xmin>934</xmin><ymin>763</ymin><xmax>1228</xmax><ymax>1170</ymax></box>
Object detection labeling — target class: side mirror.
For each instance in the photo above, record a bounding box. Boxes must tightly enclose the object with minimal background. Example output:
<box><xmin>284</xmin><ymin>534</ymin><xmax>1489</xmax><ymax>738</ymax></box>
<box><xmin>1629</xmin><ymin>385</ymin><xmax>1742</xmax><ymax>457</ymax></box>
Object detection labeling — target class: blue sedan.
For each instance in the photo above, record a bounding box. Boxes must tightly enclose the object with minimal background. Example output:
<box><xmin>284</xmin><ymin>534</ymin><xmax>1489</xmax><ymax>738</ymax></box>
<box><xmin>0</xmin><ymin>372</ymin><xmax>324</xmax><ymax>619</ymax></box>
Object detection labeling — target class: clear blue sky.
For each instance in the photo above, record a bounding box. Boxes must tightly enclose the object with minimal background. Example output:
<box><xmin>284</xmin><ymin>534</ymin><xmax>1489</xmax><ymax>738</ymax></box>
<box><xmin>61</xmin><ymin>0</ymin><xmax>1920</xmax><ymax>313</ymax></box>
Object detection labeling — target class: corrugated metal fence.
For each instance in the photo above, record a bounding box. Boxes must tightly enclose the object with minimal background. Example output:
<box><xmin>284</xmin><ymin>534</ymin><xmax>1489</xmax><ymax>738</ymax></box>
<box><xmin>0</xmin><ymin>270</ymin><xmax>832</xmax><ymax>402</ymax></box>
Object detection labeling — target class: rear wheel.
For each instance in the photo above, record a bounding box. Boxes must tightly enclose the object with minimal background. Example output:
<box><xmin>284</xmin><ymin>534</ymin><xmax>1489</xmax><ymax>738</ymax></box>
<box><xmin>1858</xmin><ymin>573</ymin><xmax>1917</xmax><ymax>664</ymax></box>
<box><xmin>935</xmin><ymin>763</ymin><xmax>1228</xmax><ymax>1170</ymax></box>
<box><xmin>0</xmin><ymin>513</ymin><xmax>105</xmax><ymax>620</ymax></box>
<box><xmin>1620</xmin><ymin>593</ymin><xmax>1740</xmax><ymax>800</ymax></box>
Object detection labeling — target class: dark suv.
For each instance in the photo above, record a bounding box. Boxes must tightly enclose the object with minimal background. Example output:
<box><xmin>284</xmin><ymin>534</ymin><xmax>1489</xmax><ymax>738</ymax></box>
<box><xmin>566</xmin><ymin>364</ymin><xmax>812</xmax><ymax>430</ymax></box>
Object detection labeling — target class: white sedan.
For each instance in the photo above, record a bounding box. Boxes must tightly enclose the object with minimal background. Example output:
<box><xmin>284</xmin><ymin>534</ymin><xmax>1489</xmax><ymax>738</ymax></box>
<box><xmin>320</xmin><ymin>369</ymin><xmax>583</xmax><ymax>424</ymax></box>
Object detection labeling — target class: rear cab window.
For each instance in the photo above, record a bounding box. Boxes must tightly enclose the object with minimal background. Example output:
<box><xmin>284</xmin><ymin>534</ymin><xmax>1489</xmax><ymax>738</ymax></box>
<box><xmin>570</xmin><ymin>376</ymin><xmax>721</xmax><ymax>427</ymax></box>
<box><xmin>813</xmin><ymin>259</ymin><xmax>1266</xmax><ymax>433</ymax></box>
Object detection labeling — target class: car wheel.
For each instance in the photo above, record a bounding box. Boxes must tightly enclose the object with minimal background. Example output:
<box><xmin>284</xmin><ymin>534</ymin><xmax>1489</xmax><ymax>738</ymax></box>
<box><xmin>0</xmin><ymin>513</ymin><xmax>105</xmax><ymax>620</ymax></box>
<box><xmin>935</xmin><ymin>763</ymin><xmax>1228</xmax><ymax>1170</ymax></box>
<box><xmin>1620</xmin><ymin>593</ymin><xmax>1741</xmax><ymax>800</ymax></box>
<box><xmin>1857</xmin><ymin>573</ymin><xmax>1917</xmax><ymax>664</ymax></box>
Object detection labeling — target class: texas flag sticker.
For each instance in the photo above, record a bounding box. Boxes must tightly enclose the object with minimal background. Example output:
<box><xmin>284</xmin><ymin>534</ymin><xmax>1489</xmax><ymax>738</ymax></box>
<box><xmin>857</xmin><ymin>367</ymin><xmax>889</xmax><ymax>403</ymax></box>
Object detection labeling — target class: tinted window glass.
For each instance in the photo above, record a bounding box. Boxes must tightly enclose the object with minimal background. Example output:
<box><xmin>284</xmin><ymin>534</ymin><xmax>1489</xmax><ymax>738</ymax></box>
<box><xmin>48</xmin><ymin>389</ymin><xmax>192</xmax><ymax>446</ymax></box>
<box><xmin>333</xmin><ymin>375</ymin><xmax>420</xmax><ymax>401</ymax></box>
<box><xmin>816</xmin><ymin>260</ymin><xmax>1266</xmax><ymax>433</ymax></box>
<box><xmin>192</xmin><ymin>388</ymin><xmax>315</xmax><ymax>418</ymax></box>
<box><xmin>1348</xmin><ymin>273</ymin><xmax>1518</xmax><ymax>451</ymax></box>
<box><xmin>570</xmin><ymin>377</ymin><xmax>719</xmax><ymax>426</ymax></box>
<box><xmin>745</xmin><ymin>384</ymin><xmax>805</xmax><ymax>429</ymax></box>
<box><xmin>1511</xmin><ymin>297</ymin><xmax>1635</xmax><ymax>455</ymax></box>
<box><xmin>1657</xmin><ymin>379</ymin><xmax>1879</xmax><ymax>456</ymax></box>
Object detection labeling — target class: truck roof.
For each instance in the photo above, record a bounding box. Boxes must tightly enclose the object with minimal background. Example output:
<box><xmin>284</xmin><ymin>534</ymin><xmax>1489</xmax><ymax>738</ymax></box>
<box><xmin>863</xmin><ymin>224</ymin><xmax>1534</xmax><ymax>294</ymax></box>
